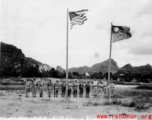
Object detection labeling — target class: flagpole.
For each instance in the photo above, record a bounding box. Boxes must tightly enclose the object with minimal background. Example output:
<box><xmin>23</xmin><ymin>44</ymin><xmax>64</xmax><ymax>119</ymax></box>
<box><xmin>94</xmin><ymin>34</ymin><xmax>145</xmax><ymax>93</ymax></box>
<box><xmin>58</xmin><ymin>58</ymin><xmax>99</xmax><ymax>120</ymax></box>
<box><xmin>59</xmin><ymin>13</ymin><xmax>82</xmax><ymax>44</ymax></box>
<box><xmin>107</xmin><ymin>22</ymin><xmax>113</xmax><ymax>100</ymax></box>
<box><xmin>66</xmin><ymin>8</ymin><xmax>69</xmax><ymax>99</ymax></box>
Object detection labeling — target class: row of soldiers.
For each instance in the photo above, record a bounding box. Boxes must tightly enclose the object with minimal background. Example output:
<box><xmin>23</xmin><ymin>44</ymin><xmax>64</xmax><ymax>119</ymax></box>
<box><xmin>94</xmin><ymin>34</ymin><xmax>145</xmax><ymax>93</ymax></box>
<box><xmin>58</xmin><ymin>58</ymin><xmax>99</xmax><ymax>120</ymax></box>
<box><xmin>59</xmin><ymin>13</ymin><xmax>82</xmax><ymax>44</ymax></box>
<box><xmin>25</xmin><ymin>78</ymin><xmax>114</xmax><ymax>98</ymax></box>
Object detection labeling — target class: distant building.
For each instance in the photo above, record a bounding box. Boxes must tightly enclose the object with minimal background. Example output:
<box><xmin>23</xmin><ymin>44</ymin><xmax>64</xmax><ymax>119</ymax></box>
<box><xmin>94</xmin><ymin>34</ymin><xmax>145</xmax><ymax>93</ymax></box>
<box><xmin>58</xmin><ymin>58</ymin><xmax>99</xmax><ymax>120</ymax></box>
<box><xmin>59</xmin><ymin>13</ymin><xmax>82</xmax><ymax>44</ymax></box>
<box><xmin>85</xmin><ymin>72</ymin><xmax>90</xmax><ymax>77</ymax></box>
<box><xmin>85</xmin><ymin>72</ymin><xmax>90</xmax><ymax>79</ymax></box>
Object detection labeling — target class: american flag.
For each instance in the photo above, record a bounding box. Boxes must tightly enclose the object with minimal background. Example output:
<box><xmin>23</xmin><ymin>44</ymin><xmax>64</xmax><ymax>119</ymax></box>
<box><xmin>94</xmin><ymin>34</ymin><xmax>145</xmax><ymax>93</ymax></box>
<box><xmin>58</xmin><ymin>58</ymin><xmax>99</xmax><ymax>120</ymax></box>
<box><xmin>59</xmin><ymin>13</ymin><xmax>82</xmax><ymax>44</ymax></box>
<box><xmin>69</xmin><ymin>9</ymin><xmax>88</xmax><ymax>29</ymax></box>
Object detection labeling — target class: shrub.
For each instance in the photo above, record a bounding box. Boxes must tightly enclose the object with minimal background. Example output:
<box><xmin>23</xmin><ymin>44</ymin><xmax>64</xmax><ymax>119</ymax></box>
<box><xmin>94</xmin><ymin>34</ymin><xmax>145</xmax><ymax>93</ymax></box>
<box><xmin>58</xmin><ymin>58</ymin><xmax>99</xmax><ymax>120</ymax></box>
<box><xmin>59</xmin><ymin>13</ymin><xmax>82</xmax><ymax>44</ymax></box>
<box><xmin>112</xmin><ymin>99</ymin><xmax>122</xmax><ymax>105</ymax></box>
<box><xmin>135</xmin><ymin>103</ymin><xmax>150</xmax><ymax>111</ymax></box>
<box><xmin>121</xmin><ymin>99</ymin><xmax>136</xmax><ymax>107</ymax></box>
<box><xmin>103</xmin><ymin>100</ymin><xmax>113</xmax><ymax>105</ymax></box>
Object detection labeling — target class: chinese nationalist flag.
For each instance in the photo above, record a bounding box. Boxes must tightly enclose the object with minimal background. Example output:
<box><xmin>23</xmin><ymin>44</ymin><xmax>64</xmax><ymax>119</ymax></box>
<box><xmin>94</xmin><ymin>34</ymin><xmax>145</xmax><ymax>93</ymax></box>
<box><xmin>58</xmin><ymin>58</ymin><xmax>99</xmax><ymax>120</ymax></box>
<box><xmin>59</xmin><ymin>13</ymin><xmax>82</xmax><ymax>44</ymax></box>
<box><xmin>112</xmin><ymin>25</ymin><xmax>132</xmax><ymax>42</ymax></box>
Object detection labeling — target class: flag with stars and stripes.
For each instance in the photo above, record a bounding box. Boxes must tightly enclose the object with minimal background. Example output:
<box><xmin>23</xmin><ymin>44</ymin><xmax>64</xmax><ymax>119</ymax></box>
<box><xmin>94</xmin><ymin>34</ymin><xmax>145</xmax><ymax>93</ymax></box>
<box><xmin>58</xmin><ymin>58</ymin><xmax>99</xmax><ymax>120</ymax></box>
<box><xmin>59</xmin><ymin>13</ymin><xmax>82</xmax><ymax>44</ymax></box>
<box><xmin>69</xmin><ymin>9</ymin><xmax>88</xmax><ymax>29</ymax></box>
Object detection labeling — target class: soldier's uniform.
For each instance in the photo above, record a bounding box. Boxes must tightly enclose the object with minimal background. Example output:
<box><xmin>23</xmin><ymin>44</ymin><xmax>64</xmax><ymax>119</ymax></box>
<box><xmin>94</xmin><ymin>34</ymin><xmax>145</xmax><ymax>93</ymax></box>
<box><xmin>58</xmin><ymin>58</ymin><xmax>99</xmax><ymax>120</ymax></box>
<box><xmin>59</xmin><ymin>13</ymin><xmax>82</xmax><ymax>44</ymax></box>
<box><xmin>68</xmin><ymin>82</ymin><xmax>72</xmax><ymax>98</ymax></box>
<box><xmin>39</xmin><ymin>79</ymin><xmax>44</xmax><ymax>97</ymax></box>
<box><xmin>61</xmin><ymin>81</ymin><xmax>66</xmax><ymax>97</ymax></box>
<box><xmin>47</xmin><ymin>80</ymin><xmax>53</xmax><ymax>97</ymax></box>
<box><xmin>54</xmin><ymin>81</ymin><xmax>60</xmax><ymax>97</ymax></box>
<box><xmin>37</xmin><ymin>81</ymin><xmax>40</xmax><ymax>93</ymax></box>
<box><xmin>93</xmin><ymin>80</ymin><xmax>98</xmax><ymax>97</ymax></box>
<box><xmin>25</xmin><ymin>79</ymin><xmax>31</xmax><ymax>97</ymax></box>
<box><xmin>85</xmin><ymin>81</ymin><xmax>91</xmax><ymax>98</ymax></box>
<box><xmin>110</xmin><ymin>82</ymin><xmax>115</xmax><ymax>97</ymax></box>
<box><xmin>73</xmin><ymin>81</ymin><xmax>78</xmax><ymax>98</ymax></box>
<box><xmin>103</xmin><ymin>80</ymin><xmax>107</xmax><ymax>95</ymax></box>
<box><xmin>79</xmin><ymin>82</ymin><xmax>84</xmax><ymax>98</ymax></box>
<box><xmin>32</xmin><ymin>78</ymin><xmax>37</xmax><ymax>97</ymax></box>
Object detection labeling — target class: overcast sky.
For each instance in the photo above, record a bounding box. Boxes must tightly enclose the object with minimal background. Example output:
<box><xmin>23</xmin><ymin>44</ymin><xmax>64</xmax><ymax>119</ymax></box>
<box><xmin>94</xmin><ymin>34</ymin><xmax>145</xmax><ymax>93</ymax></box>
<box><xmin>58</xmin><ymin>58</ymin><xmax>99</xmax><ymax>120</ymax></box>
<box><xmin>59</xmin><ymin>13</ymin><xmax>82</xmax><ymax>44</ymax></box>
<box><xmin>1</xmin><ymin>0</ymin><xmax>152</xmax><ymax>69</ymax></box>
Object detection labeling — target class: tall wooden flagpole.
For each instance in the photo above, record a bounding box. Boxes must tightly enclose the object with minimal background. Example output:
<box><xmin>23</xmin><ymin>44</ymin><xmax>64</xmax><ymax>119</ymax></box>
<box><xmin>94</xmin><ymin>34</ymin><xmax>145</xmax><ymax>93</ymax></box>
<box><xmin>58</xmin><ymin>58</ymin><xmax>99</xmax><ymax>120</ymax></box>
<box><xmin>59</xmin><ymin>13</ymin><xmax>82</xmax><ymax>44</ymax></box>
<box><xmin>107</xmin><ymin>22</ymin><xmax>113</xmax><ymax>100</ymax></box>
<box><xmin>66</xmin><ymin>8</ymin><xmax>69</xmax><ymax>99</ymax></box>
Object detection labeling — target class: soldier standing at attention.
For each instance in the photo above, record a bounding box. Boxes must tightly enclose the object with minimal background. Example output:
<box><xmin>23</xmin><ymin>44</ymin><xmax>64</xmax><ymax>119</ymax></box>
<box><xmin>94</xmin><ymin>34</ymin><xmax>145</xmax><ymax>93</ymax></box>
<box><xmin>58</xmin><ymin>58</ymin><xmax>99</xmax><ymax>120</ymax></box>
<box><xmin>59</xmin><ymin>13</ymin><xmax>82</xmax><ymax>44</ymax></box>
<box><xmin>85</xmin><ymin>81</ymin><xmax>91</xmax><ymax>98</ymax></box>
<box><xmin>73</xmin><ymin>80</ymin><xmax>78</xmax><ymax>98</ymax></box>
<box><xmin>32</xmin><ymin>78</ymin><xmax>37</xmax><ymax>97</ymax></box>
<box><xmin>25</xmin><ymin>79</ymin><xmax>31</xmax><ymax>97</ymax></box>
<box><xmin>103</xmin><ymin>78</ymin><xmax>107</xmax><ymax>96</ymax></box>
<box><xmin>47</xmin><ymin>79</ymin><xmax>53</xmax><ymax>98</ymax></box>
<box><xmin>110</xmin><ymin>81</ymin><xmax>115</xmax><ymax>97</ymax></box>
<box><xmin>54</xmin><ymin>80</ymin><xmax>60</xmax><ymax>97</ymax></box>
<box><xmin>61</xmin><ymin>81</ymin><xmax>66</xmax><ymax>97</ymax></box>
<box><xmin>39</xmin><ymin>78</ymin><xmax>44</xmax><ymax>97</ymax></box>
<box><xmin>37</xmin><ymin>80</ymin><xmax>40</xmax><ymax>94</ymax></box>
<box><xmin>68</xmin><ymin>80</ymin><xmax>72</xmax><ymax>98</ymax></box>
<box><xmin>79</xmin><ymin>81</ymin><xmax>84</xmax><ymax>98</ymax></box>
<box><xmin>93</xmin><ymin>79</ymin><xmax>98</xmax><ymax>97</ymax></box>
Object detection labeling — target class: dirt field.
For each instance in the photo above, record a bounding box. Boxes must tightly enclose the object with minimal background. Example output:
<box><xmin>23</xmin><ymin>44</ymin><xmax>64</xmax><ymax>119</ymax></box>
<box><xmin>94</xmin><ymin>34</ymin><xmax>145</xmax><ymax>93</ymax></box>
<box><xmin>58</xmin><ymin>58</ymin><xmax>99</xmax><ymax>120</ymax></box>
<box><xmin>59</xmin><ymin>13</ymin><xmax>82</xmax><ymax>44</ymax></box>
<box><xmin>0</xmin><ymin>85</ymin><xmax>152</xmax><ymax>118</ymax></box>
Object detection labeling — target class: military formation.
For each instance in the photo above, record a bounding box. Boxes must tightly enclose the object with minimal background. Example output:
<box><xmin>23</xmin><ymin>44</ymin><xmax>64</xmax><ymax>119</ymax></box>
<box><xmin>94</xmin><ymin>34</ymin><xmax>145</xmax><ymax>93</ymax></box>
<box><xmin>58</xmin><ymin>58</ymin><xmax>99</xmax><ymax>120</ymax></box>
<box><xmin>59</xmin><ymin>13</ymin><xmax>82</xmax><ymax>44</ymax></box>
<box><xmin>25</xmin><ymin>78</ymin><xmax>114</xmax><ymax>98</ymax></box>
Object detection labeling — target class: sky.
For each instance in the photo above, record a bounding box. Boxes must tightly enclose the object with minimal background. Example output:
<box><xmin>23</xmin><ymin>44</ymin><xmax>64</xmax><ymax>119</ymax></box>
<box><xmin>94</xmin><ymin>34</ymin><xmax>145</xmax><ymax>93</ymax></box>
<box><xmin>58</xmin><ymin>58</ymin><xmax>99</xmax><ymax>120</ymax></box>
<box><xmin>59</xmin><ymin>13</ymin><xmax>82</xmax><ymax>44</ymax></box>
<box><xmin>1</xmin><ymin>0</ymin><xmax>152</xmax><ymax>69</ymax></box>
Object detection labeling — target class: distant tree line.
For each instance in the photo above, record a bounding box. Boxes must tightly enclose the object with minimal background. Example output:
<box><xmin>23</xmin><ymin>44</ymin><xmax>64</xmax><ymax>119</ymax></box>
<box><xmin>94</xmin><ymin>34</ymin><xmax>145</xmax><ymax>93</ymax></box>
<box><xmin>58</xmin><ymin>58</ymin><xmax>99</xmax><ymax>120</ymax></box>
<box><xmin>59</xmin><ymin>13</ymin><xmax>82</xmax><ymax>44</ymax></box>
<box><xmin>1</xmin><ymin>65</ymin><xmax>152</xmax><ymax>83</ymax></box>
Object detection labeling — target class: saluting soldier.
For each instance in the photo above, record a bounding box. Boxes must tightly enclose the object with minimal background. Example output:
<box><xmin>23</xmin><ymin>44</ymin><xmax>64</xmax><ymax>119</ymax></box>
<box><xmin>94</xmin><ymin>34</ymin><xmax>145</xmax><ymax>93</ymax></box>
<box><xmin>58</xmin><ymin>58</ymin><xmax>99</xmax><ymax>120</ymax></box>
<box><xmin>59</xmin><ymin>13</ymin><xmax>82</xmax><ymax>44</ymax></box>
<box><xmin>25</xmin><ymin>79</ymin><xmax>31</xmax><ymax>97</ymax></box>
<box><xmin>79</xmin><ymin>81</ymin><xmax>84</xmax><ymax>98</ymax></box>
<box><xmin>47</xmin><ymin>79</ymin><xmax>53</xmax><ymax>97</ymax></box>
<box><xmin>54</xmin><ymin>80</ymin><xmax>60</xmax><ymax>97</ymax></box>
<box><xmin>68</xmin><ymin>80</ymin><xmax>73</xmax><ymax>98</ymax></box>
<box><xmin>61</xmin><ymin>81</ymin><xmax>66</xmax><ymax>97</ymax></box>
<box><xmin>85</xmin><ymin>81</ymin><xmax>91</xmax><ymax>98</ymax></box>
<box><xmin>73</xmin><ymin>80</ymin><xmax>78</xmax><ymax>98</ymax></box>
<box><xmin>31</xmin><ymin>78</ymin><xmax>37</xmax><ymax>97</ymax></box>
<box><xmin>39</xmin><ymin>78</ymin><xmax>45</xmax><ymax>97</ymax></box>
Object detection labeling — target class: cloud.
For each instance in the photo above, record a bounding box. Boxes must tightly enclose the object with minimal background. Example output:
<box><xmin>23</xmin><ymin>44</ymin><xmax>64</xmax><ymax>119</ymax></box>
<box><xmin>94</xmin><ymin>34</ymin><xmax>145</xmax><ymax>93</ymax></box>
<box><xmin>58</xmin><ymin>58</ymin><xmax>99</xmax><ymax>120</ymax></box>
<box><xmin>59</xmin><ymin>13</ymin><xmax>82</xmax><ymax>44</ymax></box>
<box><xmin>137</xmin><ymin>1</ymin><xmax>152</xmax><ymax>17</ymax></box>
<box><xmin>94</xmin><ymin>53</ymin><xmax>99</xmax><ymax>58</ymax></box>
<box><xmin>129</xmin><ymin>45</ymin><xmax>152</xmax><ymax>56</ymax></box>
<box><xmin>127</xmin><ymin>37</ymin><xmax>152</xmax><ymax>55</ymax></box>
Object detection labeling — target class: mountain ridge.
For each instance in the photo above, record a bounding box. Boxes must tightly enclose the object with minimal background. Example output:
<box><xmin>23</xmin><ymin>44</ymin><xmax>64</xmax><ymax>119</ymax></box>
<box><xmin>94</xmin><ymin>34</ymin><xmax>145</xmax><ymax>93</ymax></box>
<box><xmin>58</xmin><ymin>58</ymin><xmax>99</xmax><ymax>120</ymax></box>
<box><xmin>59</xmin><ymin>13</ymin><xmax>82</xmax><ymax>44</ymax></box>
<box><xmin>56</xmin><ymin>59</ymin><xmax>119</xmax><ymax>74</ymax></box>
<box><xmin>0</xmin><ymin>42</ymin><xmax>51</xmax><ymax>75</ymax></box>
<box><xmin>1</xmin><ymin>42</ymin><xmax>152</xmax><ymax>76</ymax></box>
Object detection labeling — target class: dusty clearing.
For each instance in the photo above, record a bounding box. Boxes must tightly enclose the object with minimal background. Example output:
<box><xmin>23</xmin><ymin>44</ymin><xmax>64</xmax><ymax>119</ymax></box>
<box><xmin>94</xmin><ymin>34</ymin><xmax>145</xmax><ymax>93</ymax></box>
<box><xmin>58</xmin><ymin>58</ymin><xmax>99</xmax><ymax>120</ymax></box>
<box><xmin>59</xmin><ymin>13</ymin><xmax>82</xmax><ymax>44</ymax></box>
<box><xmin>0</xmin><ymin>85</ymin><xmax>152</xmax><ymax>118</ymax></box>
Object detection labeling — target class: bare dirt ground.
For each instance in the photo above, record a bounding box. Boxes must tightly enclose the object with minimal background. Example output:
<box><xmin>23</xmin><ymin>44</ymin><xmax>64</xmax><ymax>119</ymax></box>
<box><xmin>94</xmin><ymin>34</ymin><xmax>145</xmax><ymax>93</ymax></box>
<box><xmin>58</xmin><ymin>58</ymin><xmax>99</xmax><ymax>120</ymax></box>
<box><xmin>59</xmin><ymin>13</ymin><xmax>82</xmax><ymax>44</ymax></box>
<box><xmin>0</xmin><ymin>85</ymin><xmax>152</xmax><ymax>118</ymax></box>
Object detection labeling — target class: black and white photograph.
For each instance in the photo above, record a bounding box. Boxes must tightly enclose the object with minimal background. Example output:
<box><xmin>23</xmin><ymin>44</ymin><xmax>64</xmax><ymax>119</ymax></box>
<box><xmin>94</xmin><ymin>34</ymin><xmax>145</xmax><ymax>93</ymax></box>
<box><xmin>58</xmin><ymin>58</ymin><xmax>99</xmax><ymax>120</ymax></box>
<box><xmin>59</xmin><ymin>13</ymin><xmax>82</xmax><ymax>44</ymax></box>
<box><xmin>0</xmin><ymin>0</ymin><xmax>152</xmax><ymax>119</ymax></box>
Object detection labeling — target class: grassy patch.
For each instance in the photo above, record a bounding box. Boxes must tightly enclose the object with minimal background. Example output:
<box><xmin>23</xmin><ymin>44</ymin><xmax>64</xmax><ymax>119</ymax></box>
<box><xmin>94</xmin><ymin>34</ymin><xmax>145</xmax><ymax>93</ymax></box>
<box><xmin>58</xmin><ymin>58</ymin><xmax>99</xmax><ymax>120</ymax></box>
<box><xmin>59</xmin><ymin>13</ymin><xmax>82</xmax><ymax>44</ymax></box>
<box><xmin>136</xmin><ymin>84</ymin><xmax>152</xmax><ymax>90</ymax></box>
<box><xmin>0</xmin><ymin>85</ymin><xmax>25</xmax><ymax>90</ymax></box>
<box><xmin>112</xmin><ymin>98</ymin><xmax>122</xmax><ymax>105</ymax></box>
<box><xmin>135</xmin><ymin>103</ymin><xmax>151</xmax><ymax>111</ymax></box>
<box><xmin>64</xmin><ymin>105</ymin><xmax>78</xmax><ymax>109</ymax></box>
<box><xmin>83</xmin><ymin>100</ymin><xmax>103</xmax><ymax>106</ymax></box>
<box><xmin>0</xmin><ymin>92</ymin><xmax>5</xmax><ymax>96</ymax></box>
<box><xmin>120</xmin><ymin>99</ymin><xmax>136</xmax><ymax>107</ymax></box>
